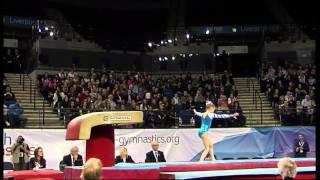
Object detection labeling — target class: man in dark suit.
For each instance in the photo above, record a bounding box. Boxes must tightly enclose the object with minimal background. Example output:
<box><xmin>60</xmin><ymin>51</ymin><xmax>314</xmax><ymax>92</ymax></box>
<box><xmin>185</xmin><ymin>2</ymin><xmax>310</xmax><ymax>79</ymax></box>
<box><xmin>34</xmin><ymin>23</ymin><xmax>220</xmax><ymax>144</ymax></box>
<box><xmin>145</xmin><ymin>141</ymin><xmax>166</xmax><ymax>163</ymax></box>
<box><xmin>61</xmin><ymin>146</ymin><xmax>84</xmax><ymax>166</ymax></box>
<box><xmin>294</xmin><ymin>134</ymin><xmax>310</xmax><ymax>158</ymax></box>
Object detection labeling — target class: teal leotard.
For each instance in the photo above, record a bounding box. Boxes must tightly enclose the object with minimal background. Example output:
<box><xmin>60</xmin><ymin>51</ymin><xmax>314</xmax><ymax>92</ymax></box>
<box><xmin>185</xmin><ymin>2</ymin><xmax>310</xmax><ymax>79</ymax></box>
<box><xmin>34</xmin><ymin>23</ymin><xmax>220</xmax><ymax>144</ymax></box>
<box><xmin>194</xmin><ymin>111</ymin><xmax>233</xmax><ymax>137</ymax></box>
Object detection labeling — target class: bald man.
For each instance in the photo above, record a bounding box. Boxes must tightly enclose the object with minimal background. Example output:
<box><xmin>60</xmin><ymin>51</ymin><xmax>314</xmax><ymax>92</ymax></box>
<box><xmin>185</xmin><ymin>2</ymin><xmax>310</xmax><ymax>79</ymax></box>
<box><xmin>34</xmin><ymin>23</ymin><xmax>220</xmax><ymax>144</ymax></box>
<box><xmin>61</xmin><ymin>146</ymin><xmax>84</xmax><ymax>166</ymax></box>
<box><xmin>145</xmin><ymin>141</ymin><xmax>166</xmax><ymax>163</ymax></box>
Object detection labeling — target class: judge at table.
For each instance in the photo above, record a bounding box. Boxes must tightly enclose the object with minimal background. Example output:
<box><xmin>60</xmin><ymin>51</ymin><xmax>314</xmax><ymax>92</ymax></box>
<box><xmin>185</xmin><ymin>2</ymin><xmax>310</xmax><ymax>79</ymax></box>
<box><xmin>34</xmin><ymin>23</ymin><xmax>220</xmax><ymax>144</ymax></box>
<box><xmin>145</xmin><ymin>141</ymin><xmax>166</xmax><ymax>163</ymax></box>
<box><xmin>61</xmin><ymin>146</ymin><xmax>84</xmax><ymax>166</ymax></box>
<box><xmin>29</xmin><ymin>147</ymin><xmax>46</xmax><ymax>169</ymax></box>
<box><xmin>115</xmin><ymin>146</ymin><xmax>135</xmax><ymax>164</ymax></box>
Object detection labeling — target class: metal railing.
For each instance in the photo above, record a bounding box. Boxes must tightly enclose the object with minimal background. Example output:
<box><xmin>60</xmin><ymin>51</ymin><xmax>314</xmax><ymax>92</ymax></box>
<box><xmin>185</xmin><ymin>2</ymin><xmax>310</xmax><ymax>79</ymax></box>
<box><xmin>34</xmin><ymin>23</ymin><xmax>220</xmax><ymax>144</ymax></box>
<box><xmin>246</xmin><ymin>78</ymin><xmax>263</xmax><ymax>124</ymax></box>
<box><xmin>4</xmin><ymin>105</ymin><xmax>315</xmax><ymax>129</ymax></box>
<box><xmin>275</xmin><ymin>107</ymin><xmax>316</xmax><ymax>126</ymax></box>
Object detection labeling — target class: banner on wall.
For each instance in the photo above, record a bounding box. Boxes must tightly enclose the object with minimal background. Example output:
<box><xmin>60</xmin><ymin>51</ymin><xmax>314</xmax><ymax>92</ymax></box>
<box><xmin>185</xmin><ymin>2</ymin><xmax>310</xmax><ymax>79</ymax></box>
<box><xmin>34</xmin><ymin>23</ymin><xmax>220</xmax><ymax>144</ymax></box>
<box><xmin>3</xmin><ymin>127</ymin><xmax>315</xmax><ymax>169</ymax></box>
<box><xmin>3</xmin><ymin>129</ymin><xmax>86</xmax><ymax>170</ymax></box>
<box><xmin>114</xmin><ymin>127</ymin><xmax>315</xmax><ymax>162</ymax></box>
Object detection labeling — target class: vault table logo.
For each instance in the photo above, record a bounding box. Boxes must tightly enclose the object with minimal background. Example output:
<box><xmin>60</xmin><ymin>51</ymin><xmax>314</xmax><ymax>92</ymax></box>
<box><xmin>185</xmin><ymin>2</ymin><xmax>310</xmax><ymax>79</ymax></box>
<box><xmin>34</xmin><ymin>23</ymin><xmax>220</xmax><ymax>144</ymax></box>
<box><xmin>103</xmin><ymin>114</ymin><xmax>132</xmax><ymax>122</ymax></box>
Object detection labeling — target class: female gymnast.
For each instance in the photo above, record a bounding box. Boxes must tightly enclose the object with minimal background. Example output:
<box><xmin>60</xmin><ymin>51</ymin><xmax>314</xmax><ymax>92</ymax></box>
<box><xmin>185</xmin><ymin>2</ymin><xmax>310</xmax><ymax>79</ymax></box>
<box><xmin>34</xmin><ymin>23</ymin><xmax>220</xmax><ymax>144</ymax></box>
<box><xmin>193</xmin><ymin>101</ymin><xmax>239</xmax><ymax>161</ymax></box>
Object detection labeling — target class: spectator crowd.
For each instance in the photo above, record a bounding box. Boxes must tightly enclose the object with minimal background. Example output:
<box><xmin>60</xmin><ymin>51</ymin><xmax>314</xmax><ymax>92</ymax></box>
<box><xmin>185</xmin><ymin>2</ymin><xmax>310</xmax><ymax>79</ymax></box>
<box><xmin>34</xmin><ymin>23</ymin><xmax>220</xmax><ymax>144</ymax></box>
<box><xmin>259</xmin><ymin>62</ymin><xmax>316</xmax><ymax>126</ymax></box>
<box><xmin>38</xmin><ymin>66</ymin><xmax>245</xmax><ymax>127</ymax></box>
<box><xmin>3</xmin><ymin>76</ymin><xmax>26</xmax><ymax>128</ymax></box>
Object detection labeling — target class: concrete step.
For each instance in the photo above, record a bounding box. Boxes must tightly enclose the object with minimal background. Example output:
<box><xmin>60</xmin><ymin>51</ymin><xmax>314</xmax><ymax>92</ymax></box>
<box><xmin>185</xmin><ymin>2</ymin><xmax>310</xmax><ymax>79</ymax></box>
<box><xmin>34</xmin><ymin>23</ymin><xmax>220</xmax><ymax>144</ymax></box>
<box><xmin>6</xmin><ymin>81</ymin><xmax>33</xmax><ymax>84</ymax></box>
<box><xmin>21</xmin><ymin>106</ymin><xmax>51</xmax><ymax>109</ymax></box>
<box><xmin>20</xmin><ymin>106</ymin><xmax>52</xmax><ymax>110</ymax></box>
<box><xmin>238</xmin><ymin>92</ymin><xmax>265</xmax><ymax>95</ymax></box>
<box><xmin>23</xmin><ymin>113</ymin><xmax>58</xmax><ymax>118</ymax></box>
<box><xmin>241</xmin><ymin>106</ymin><xmax>272</xmax><ymax>109</ymax></box>
<box><xmin>6</xmin><ymin>78</ymin><xmax>33</xmax><ymax>81</ymax></box>
<box><xmin>18</xmin><ymin>100</ymin><xmax>48</xmax><ymax>104</ymax></box>
<box><xmin>235</xmin><ymin>83</ymin><xmax>259</xmax><ymax>85</ymax></box>
<box><xmin>26</xmin><ymin>117</ymin><xmax>61</xmax><ymax>121</ymax></box>
<box><xmin>6</xmin><ymin>90</ymin><xmax>39</xmax><ymax>94</ymax></box>
<box><xmin>246</xmin><ymin>118</ymin><xmax>277</xmax><ymax>121</ymax></box>
<box><xmin>243</xmin><ymin>111</ymin><xmax>274</xmax><ymax>114</ymax></box>
<box><xmin>236</xmin><ymin>87</ymin><xmax>261</xmax><ymax>90</ymax></box>
<box><xmin>24</xmin><ymin>122</ymin><xmax>64</xmax><ymax>126</ymax></box>
<box><xmin>246</xmin><ymin>114</ymin><xmax>274</xmax><ymax>117</ymax></box>
<box><xmin>239</xmin><ymin>102</ymin><xmax>271</xmax><ymax>106</ymax></box>
<box><xmin>246</xmin><ymin>117</ymin><xmax>275</xmax><ymax>120</ymax></box>
<box><xmin>238</xmin><ymin>100</ymin><xmax>268</xmax><ymax>103</ymax></box>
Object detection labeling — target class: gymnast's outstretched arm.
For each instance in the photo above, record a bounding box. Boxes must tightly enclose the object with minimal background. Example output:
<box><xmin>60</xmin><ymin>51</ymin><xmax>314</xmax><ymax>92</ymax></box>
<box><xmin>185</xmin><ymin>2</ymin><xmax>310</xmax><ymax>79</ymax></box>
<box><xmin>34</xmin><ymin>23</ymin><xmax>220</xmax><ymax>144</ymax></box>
<box><xmin>207</xmin><ymin>112</ymin><xmax>239</xmax><ymax>119</ymax></box>
<box><xmin>193</xmin><ymin>109</ymin><xmax>203</xmax><ymax>117</ymax></box>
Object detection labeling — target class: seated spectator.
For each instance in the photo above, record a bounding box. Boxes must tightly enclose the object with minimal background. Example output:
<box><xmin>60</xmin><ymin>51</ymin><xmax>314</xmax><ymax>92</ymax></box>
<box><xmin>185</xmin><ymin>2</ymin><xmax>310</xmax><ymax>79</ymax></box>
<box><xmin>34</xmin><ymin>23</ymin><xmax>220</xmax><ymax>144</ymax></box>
<box><xmin>295</xmin><ymin>101</ymin><xmax>303</xmax><ymax>124</ymax></box>
<box><xmin>61</xmin><ymin>146</ymin><xmax>84</xmax><ymax>166</ymax></box>
<box><xmin>301</xmin><ymin>95</ymin><xmax>314</xmax><ymax>124</ymax></box>
<box><xmin>295</xmin><ymin>84</ymin><xmax>307</xmax><ymax>102</ymax></box>
<box><xmin>3</xmin><ymin>105</ymin><xmax>10</xmax><ymax>127</ymax></box>
<box><xmin>115</xmin><ymin>146</ymin><xmax>135</xmax><ymax>164</ymax></box>
<box><xmin>53</xmin><ymin>88</ymin><xmax>65</xmax><ymax>109</ymax></box>
<box><xmin>217</xmin><ymin>95</ymin><xmax>228</xmax><ymax>111</ymax></box>
<box><xmin>185</xmin><ymin>96</ymin><xmax>195</xmax><ymax>110</ymax></box>
<box><xmin>29</xmin><ymin>147</ymin><xmax>46</xmax><ymax>169</ymax></box>
<box><xmin>8</xmin><ymin>99</ymin><xmax>25</xmax><ymax>128</ymax></box>
<box><xmin>3</xmin><ymin>78</ymin><xmax>8</xmax><ymax>93</ymax></box>
<box><xmin>4</xmin><ymin>86</ymin><xmax>16</xmax><ymax>107</ymax></box>
<box><xmin>277</xmin><ymin>157</ymin><xmax>297</xmax><ymax>180</ymax></box>
<box><xmin>58</xmin><ymin>68</ymin><xmax>67</xmax><ymax>80</ymax></box>
<box><xmin>80</xmin><ymin>158</ymin><xmax>103</xmax><ymax>180</ymax></box>
<box><xmin>279</xmin><ymin>100</ymin><xmax>294</xmax><ymax>125</ymax></box>
<box><xmin>229</xmin><ymin>101</ymin><xmax>246</xmax><ymax>127</ymax></box>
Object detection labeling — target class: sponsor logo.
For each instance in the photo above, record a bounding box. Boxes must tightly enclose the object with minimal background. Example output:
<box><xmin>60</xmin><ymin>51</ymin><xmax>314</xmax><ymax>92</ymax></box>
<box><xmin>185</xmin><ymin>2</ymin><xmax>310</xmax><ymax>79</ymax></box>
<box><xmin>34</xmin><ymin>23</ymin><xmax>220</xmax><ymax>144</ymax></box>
<box><xmin>103</xmin><ymin>115</ymin><xmax>132</xmax><ymax>121</ymax></box>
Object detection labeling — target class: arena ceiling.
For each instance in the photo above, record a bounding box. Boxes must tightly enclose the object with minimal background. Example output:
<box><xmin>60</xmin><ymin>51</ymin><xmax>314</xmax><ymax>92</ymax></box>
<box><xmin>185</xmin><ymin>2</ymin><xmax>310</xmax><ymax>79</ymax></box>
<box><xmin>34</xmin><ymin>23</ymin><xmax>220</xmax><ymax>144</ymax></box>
<box><xmin>4</xmin><ymin>0</ymin><xmax>318</xmax><ymax>51</ymax></box>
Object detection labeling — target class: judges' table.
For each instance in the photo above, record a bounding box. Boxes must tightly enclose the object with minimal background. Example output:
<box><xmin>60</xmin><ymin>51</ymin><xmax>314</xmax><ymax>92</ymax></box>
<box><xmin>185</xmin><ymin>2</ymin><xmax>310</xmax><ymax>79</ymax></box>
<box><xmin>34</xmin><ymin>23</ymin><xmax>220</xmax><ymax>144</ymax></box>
<box><xmin>3</xmin><ymin>169</ymin><xmax>64</xmax><ymax>180</ymax></box>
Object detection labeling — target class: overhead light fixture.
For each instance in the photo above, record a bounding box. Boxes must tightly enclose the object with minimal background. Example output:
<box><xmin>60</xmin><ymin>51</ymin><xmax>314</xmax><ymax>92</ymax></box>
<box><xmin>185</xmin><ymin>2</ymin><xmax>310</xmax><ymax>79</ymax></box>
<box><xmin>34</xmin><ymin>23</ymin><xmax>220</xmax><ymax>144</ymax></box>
<box><xmin>232</xmin><ymin>27</ymin><xmax>237</xmax><ymax>33</ymax></box>
<box><xmin>206</xmin><ymin>29</ymin><xmax>210</xmax><ymax>35</ymax></box>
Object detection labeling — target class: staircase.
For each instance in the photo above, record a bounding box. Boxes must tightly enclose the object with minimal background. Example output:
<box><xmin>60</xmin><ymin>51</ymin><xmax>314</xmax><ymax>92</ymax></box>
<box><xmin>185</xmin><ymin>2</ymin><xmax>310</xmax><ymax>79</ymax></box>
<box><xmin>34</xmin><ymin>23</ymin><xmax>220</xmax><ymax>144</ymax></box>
<box><xmin>233</xmin><ymin>77</ymin><xmax>280</xmax><ymax>127</ymax></box>
<box><xmin>4</xmin><ymin>73</ymin><xmax>64</xmax><ymax>128</ymax></box>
